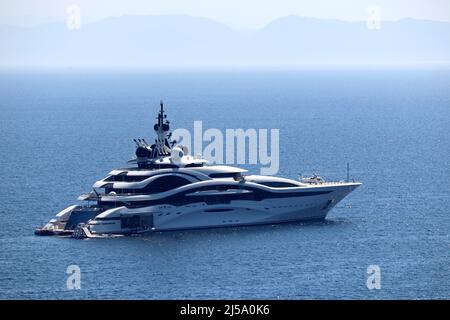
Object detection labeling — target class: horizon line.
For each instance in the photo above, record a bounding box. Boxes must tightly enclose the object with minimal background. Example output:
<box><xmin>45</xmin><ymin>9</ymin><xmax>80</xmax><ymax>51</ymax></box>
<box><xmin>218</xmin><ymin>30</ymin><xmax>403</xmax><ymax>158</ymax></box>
<box><xmin>1</xmin><ymin>61</ymin><xmax>450</xmax><ymax>72</ymax></box>
<box><xmin>2</xmin><ymin>13</ymin><xmax>450</xmax><ymax>30</ymax></box>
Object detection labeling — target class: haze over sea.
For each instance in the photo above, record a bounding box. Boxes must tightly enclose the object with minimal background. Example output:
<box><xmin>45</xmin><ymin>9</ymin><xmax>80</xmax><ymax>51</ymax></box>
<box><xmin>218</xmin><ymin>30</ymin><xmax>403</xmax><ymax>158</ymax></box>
<box><xmin>0</xmin><ymin>68</ymin><xmax>448</xmax><ymax>299</ymax></box>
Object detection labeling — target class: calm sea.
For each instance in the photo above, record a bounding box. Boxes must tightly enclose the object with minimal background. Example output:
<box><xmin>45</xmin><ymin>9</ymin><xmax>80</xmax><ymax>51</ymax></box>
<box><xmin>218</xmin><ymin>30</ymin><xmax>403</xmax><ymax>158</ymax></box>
<box><xmin>0</xmin><ymin>69</ymin><xmax>449</xmax><ymax>299</ymax></box>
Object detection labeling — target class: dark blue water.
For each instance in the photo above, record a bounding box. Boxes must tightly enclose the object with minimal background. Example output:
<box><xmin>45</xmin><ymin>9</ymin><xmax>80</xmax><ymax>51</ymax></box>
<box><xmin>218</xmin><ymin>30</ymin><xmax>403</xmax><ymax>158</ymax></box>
<box><xmin>0</xmin><ymin>69</ymin><xmax>449</xmax><ymax>299</ymax></box>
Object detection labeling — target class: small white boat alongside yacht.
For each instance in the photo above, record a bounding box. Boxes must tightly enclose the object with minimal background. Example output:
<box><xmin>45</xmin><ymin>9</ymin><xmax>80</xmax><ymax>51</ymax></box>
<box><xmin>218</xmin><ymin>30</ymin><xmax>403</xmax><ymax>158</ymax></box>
<box><xmin>35</xmin><ymin>102</ymin><xmax>361</xmax><ymax>237</ymax></box>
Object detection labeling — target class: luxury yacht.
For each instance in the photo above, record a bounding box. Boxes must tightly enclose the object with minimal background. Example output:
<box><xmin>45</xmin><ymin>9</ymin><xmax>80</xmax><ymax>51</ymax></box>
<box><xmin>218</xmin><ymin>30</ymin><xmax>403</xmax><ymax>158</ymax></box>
<box><xmin>35</xmin><ymin>102</ymin><xmax>361</xmax><ymax>237</ymax></box>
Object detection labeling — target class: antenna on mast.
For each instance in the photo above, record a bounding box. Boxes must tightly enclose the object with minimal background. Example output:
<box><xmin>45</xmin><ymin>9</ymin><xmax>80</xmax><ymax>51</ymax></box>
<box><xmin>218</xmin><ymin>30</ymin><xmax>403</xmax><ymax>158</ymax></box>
<box><xmin>346</xmin><ymin>162</ymin><xmax>350</xmax><ymax>182</ymax></box>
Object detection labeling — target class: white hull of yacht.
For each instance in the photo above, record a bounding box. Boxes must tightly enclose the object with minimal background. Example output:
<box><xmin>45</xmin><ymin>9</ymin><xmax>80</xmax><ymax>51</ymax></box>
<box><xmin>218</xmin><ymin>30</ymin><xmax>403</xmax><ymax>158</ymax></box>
<box><xmin>88</xmin><ymin>183</ymin><xmax>359</xmax><ymax>235</ymax></box>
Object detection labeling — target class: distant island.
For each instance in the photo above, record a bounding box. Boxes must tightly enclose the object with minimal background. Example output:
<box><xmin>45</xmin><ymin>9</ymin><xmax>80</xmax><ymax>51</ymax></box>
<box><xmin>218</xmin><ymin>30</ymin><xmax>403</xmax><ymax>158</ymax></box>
<box><xmin>1</xmin><ymin>14</ymin><xmax>449</xmax><ymax>68</ymax></box>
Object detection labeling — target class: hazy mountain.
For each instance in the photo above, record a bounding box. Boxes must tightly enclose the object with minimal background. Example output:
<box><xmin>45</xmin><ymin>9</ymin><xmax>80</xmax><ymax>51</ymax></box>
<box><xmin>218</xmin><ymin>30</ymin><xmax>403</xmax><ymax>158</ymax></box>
<box><xmin>1</xmin><ymin>14</ymin><xmax>449</xmax><ymax>68</ymax></box>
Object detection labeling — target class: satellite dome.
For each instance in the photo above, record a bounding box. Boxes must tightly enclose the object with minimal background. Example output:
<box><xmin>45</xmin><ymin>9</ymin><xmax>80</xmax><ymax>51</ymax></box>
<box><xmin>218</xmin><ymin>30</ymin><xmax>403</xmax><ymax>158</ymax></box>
<box><xmin>136</xmin><ymin>146</ymin><xmax>151</xmax><ymax>158</ymax></box>
<box><xmin>171</xmin><ymin>147</ymin><xmax>184</xmax><ymax>163</ymax></box>
<box><xmin>181</xmin><ymin>145</ymin><xmax>189</xmax><ymax>155</ymax></box>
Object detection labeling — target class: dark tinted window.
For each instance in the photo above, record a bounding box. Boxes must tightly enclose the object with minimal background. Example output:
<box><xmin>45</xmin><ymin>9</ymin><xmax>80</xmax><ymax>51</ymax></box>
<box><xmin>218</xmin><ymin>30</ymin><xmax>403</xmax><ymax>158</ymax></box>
<box><xmin>145</xmin><ymin>176</ymin><xmax>191</xmax><ymax>193</ymax></box>
<box><xmin>258</xmin><ymin>181</ymin><xmax>298</xmax><ymax>188</ymax></box>
<box><xmin>126</xmin><ymin>176</ymin><xmax>150</xmax><ymax>182</ymax></box>
<box><xmin>105</xmin><ymin>175</ymin><xmax>149</xmax><ymax>182</ymax></box>
<box><xmin>195</xmin><ymin>185</ymin><xmax>242</xmax><ymax>192</ymax></box>
<box><xmin>139</xmin><ymin>163</ymin><xmax>179</xmax><ymax>169</ymax></box>
<box><xmin>209</xmin><ymin>173</ymin><xmax>238</xmax><ymax>178</ymax></box>
<box><xmin>185</xmin><ymin>163</ymin><xmax>204</xmax><ymax>168</ymax></box>
<box><xmin>108</xmin><ymin>175</ymin><xmax>194</xmax><ymax>194</ymax></box>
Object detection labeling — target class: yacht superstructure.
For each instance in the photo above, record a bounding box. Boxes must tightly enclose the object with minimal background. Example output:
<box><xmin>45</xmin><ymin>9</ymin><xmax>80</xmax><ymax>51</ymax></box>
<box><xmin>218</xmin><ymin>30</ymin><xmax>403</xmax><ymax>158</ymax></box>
<box><xmin>35</xmin><ymin>102</ymin><xmax>361</xmax><ymax>237</ymax></box>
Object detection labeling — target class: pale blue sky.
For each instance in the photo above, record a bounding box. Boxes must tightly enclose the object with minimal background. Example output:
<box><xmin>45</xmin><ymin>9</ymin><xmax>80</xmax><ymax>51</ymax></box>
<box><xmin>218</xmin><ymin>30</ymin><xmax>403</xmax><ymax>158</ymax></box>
<box><xmin>1</xmin><ymin>0</ymin><xmax>450</xmax><ymax>28</ymax></box>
